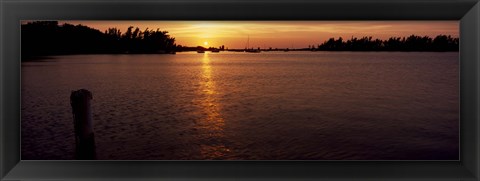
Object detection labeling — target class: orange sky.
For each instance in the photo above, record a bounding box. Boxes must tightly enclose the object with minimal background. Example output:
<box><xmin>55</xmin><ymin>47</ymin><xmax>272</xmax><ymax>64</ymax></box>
<box><xmin>60</xmin><ymin>21</ymin><xmax>458</xmax><ymax>49</ymax></box>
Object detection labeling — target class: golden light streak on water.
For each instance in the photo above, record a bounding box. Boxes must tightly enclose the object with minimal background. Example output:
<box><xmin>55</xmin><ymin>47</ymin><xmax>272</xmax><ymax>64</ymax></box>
<box><xmin>196</xmin><ymin>53</ymin><xmax>230</xmax><ymax>159</ymax></box>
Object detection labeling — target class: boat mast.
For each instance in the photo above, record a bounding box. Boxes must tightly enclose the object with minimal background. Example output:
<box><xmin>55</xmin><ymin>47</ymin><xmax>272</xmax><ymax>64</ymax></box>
<box><xmin>246</xmin><ymin>35</ymin><xmax>250</xmax><ymax>50</ymax></box>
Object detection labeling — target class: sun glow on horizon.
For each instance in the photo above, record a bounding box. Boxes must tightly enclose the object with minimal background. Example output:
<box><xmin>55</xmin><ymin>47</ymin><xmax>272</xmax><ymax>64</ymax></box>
<box><xmin>58</xmin><ymin>21</ymin><xmax>459</xmax><ymax>49</ymax></box>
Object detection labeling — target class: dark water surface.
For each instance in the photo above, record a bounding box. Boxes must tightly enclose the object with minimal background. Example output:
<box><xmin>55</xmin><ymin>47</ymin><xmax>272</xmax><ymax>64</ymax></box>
<box><xmin>21</xmin><ymin>51</ymin><xmax>459</xmax><ymax>160</ymax></box>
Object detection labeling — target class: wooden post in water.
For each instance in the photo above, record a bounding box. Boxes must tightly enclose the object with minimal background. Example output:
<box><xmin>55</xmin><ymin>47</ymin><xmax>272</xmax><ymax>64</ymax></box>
<box><xmin>70</xmin><ymin>89</ymin><xmax>96</xmax><ymax>160</ymax></box>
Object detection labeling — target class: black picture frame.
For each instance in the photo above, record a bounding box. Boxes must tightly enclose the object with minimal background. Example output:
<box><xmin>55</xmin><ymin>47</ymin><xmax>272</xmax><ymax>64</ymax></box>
<box><xmin>1</xmin><ymin>0</ymin><xmax>479</xmax><ymax>180</ymax></box>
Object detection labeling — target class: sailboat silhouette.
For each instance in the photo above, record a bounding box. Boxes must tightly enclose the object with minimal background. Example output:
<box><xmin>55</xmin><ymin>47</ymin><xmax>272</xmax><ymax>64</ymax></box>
<box><xmin>244</xmin><ymin>35</ymin><xmax>261</xmax><ymax>53</ymax></box>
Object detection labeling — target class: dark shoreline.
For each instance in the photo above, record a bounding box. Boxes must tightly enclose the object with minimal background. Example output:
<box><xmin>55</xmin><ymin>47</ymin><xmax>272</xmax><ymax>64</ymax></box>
<box><xmin>21</xmin><ymin>50</ymin><xmax>460</xmax><ymax>61</ymax></box>
<box><xmin>22</xmin><ymin>56</ymin><xmax>57</xmax><ymax>62</ymax></box>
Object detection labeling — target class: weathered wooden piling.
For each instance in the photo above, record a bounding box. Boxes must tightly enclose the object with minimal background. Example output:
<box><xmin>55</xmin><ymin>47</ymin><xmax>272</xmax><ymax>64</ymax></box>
<box><xmin>70</xmin><ymin>89</ymin><xmax>96</xmax><ymax>160</ymax></box>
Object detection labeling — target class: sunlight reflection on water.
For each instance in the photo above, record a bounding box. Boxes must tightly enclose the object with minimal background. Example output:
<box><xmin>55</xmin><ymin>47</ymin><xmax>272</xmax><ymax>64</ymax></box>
<box><xmin>21</xmin><ymin>52</ymin><xmax>459</xmax><ymax>160</ymax></box>
<box><xmin>196</xmin><ymin>53</ymin><xmax>230</xmax><ymax>159</ymax></box>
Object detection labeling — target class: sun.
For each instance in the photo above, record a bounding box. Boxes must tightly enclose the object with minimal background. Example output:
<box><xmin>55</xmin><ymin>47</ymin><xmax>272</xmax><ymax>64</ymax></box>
<box><xmin>204</xmin><ymin>41</ymin><xmax>208</xmax><ymax>46</ymax></box>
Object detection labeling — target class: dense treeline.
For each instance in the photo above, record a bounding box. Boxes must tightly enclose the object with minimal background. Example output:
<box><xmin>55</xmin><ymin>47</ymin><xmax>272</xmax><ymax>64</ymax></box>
<box><xmin>104</xmin><ymin>26</ymin><xmax>176</xmax><ymax>53</ymax></box>
<box><xmin>315</xmin><ymin>35</ymin><xmax>459</xmax><ymax>51</ymax></box>
<box><xmin>22</xmin><ymin>21</ymin><xmax>177</xmax><ymax>59</ymax></box>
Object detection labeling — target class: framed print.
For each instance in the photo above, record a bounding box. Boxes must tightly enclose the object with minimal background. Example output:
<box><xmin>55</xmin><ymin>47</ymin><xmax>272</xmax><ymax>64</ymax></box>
<box><xmin>1</xmin><ymin>0</ymin><xmax>479</xmax><ymax>180</ymax></box>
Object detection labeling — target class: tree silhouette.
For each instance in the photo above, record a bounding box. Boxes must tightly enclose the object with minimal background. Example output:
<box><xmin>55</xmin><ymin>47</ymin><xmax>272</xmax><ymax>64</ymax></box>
<box><xmin>317</xmin><ymin>35</ymin><xmax>458</xmax><ymax>52</ymax></box>
<box><xmin>22</xmin><ymin>21</ymin><xmax>177</xmax><ymax>59</ymax></box>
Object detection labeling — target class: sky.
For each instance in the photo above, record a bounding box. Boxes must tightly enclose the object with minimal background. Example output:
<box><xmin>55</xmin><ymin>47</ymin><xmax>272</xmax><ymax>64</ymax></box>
<box><xmin>59</xmin><ymin>21</ymin><xmax>459</xmax><ymax>49</ymax></box>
